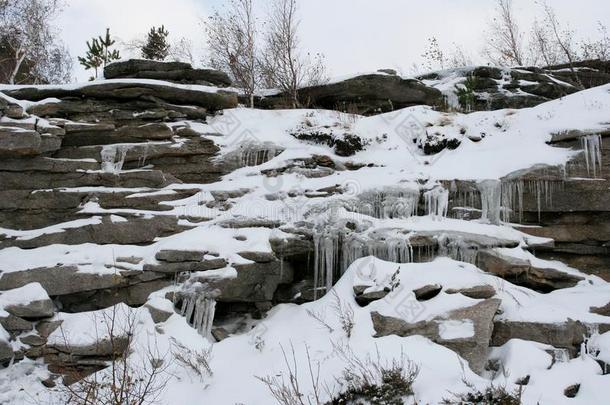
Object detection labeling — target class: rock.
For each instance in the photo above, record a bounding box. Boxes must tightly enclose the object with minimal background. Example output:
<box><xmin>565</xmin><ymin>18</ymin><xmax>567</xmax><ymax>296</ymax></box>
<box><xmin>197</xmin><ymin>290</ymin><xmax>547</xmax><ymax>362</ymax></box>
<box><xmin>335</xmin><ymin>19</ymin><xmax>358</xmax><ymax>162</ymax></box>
<box><xmin>354</xmin><ymin>288</ymin><xmax>389</xmax><ymax>306</ymax></box>
<box><xmin>2</xmin><ymin>283</ymin><xmax>55</xmax><ymax>318</ymax></box>
<box><xmin>0</xmin><ymin>169</ymin><xmax>180</xmax><ymax>190</ymax></box>
<box><xmin>0</xmin><ymin>340</ymin><xmax>13</xmax><ymax>364</ymax></box>
<box><xmin>0</xmin><ymin>93</ymin><xmax>25</xmax><ymax>118</ymax></box>
<box><xmin>0</xmin><ymin>127</ymin><xmax>41</xmax><ymax>156</ymax></box>
<box><xmin>564</xmin><ymin>384</ymin><xmax>580</xmax><ymax>398</ymax></box>
<box><xmin>4</xmin><ymin>81</ymin><xmax>238</xmax><ymax>111</ymax></box>
<box><xmin>155</xmin><ymin>250</ymin><xmax>206</xmax><ymax>263</ymax></box>
<box><xmin>413</xmin><ymin>284</ymin><xmax>442</xmax><ymax>301</ymax></box>
<box><xmin>260</xmin><ymin>74</ymin><xmax>444</xmax><ymax>115</ymax></box>
<box><xmin>143</xmin><ymin>258</ymin><xmax>227</xmax><ymax>274</ymax></box>
<box><xmin>446</xmin><ymin>285</ymin><xmax>496</xmax><ymax>299</ymax></box>
<box><xmin>104</xmin><ymin>59</ymin><xmax>232</xmax><ymax>87</ymax></box>
<box><xmin>199</xmin><ymin>260</ymin><xmax>294</xmax><ymax>303</ymax></box>
<box><xmin>0</xmin><ymin>314</ymin><xmax>32</xmax><ymax>333</ymax></box>
<box><xmin>491</xmin><ymin>320</ymin><xmax>610</xmax><ymax>355</ymax></box>
<box><xmin>211</xmin><ymin>327</ymin><xmax>230</xmax><ymax>342</ymax></box>
<box><xmin>1</xmin><ymin>215</ymin><xmax>184</xmax><ymax>249</ymax></box>
<box><xmin>476</xmin><ymin>249</ymin><xmax>583</xmax><ymax>292</ymax></box>
<box><xmin>590</xmin><ymin>302</ymin><xmax>610</xmax><ymax>316</ymax></box>
<box><xmin>62</xmin><ymin>122</ymin><xmax>174</xmax><ymax>146</ymax></box>
<box><xmin>372</xmin><ymin>298</ymin><xmax>502</xmax><ymax>374</ymax></box>
<box><xmin>0</xmin><ymin>266</ymin><xmax>127</xmax><ymax>296</ymax></box>
<box><xmin>144</xmin><ymin>298</ymin><xmax>175</xmax><ymax>323</ymax></box>
<box><xmin>237</xmin><ymin>251</ymin><xmax>276</xmax><ymax>263</ymax></box>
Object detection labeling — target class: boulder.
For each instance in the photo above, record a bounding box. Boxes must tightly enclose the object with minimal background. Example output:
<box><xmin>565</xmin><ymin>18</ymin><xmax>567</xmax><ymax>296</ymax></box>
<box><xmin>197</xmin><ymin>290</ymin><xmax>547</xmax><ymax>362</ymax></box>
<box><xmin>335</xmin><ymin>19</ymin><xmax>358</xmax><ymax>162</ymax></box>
<box><xmin>413</xmin><ymin>284</ymin><xmax>442</xmax><ymax>301</ymax></box>
<box><xmin>0</xmin><ymin>339</ymin><xmax>13</xmax><ymax>364</ymax></box>
<box><xmin>2</xmin><ymin>283</ymin><xmax>55</xmax><ymax>318</ymax></box>
<box><xmin>0</xmin><ymin>127</ymin><xmax>41</xmax><ymax>156</ymax></box>
<box><xmin>143</xmin><ymin>258</ymin><xmax>227</xmax><ymax>274</ymax></box>
<box><xmin>0</xmin><ymin>266</ymin><xmax>127</xmax><ymax>296</ymax></box>
<box><xmin>1</xmin><ymin>215</ymin><xmax>184</xmax><ymax>249</ymax></box>
<box><xmin>3</xmin><ymin>81</ymin><xmax>238</xmax><ymax>111</ymax></box>
<box><xmin>104</xmin><ymin>59</ymin><xmax>232</xmax><ymax>87</ymax></box>
<box><xmin>372</xmin><ymin>298</ymin><xmax>502</xmax><ymax>374</ymax></box>
<box><xmin>476</xmin><ymin>249</ymin><xmax>583</xmax><ymax>292</ymax></box>
<box><xmin>260</xmin><ymin>74</ymin><xmax>444</xmax><ymax>115</ymax></box>
<box><xmin>144</xmin><ymin>298</ymin><xmax>175</xmax><ymax>323</ymax></box>
<box><xmin>155</xmin><ymin>250</ymin><xmax>206</xmax><ymax>263</ymax></box>
<box><xmin>446</xmin><ymin>285</ymin><xmax>496</xmax><ymax>299</ymax></box>
<box><xmin>491</xmin><ymin>320</ymin><xmax>610</xmax><ymax>355</ymax></box>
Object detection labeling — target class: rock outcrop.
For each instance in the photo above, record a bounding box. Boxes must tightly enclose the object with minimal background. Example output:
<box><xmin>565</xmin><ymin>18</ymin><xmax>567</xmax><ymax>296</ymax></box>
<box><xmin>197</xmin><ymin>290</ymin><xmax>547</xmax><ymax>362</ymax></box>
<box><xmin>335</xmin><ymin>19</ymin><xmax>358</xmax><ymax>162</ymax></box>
<box><xmin>104</xmin><ymin>59</ymin><xmax>232</xmax><ymax>87</ymax></box>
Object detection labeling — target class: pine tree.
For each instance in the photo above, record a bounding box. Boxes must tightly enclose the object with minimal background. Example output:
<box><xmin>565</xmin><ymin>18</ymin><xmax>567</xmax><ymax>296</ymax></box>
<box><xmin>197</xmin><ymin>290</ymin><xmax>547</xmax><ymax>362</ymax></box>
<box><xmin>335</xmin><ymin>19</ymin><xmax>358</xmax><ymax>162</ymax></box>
<box><xmin>141</xmin><ymin>25</ymin><xmax>170</xmax><ymax>61</ymax></box>
<box><xmin>78</xmin><ymin>28</ymin><xmax>121</xmax><ymax>80</ymax></box>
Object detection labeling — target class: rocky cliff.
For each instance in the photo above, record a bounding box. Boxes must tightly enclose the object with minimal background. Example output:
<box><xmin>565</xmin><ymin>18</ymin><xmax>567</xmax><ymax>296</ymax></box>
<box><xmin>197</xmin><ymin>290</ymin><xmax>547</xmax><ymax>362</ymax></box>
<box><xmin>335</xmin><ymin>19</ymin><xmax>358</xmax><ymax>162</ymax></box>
<box><xmin>0</xmin><ymin>59</ymin><xmax>609</xmax><ymax>404</ymax></box>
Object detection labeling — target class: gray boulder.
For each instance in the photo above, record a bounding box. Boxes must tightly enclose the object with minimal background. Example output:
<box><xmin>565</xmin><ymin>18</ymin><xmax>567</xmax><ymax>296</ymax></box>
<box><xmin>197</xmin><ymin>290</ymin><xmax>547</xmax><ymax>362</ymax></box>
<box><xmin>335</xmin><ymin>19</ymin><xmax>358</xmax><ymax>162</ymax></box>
<box><xmin>372</xmin><ymin>298</ymin><xmax>502</xmax><ymax>374</ymax></box>
<box><xmin>104</xmin><ymin>59</ymin><xmax>232</xmax><ymax>87</ymax></box>
<box><xmin>3</xmin><ymin>81</ymin><xmax>238</xmax><ymax>111</ymax></box>
<box><xmin>0</xmin><ymin>127</ymin><xmax>41</xmax><ymax>156</ymax></box>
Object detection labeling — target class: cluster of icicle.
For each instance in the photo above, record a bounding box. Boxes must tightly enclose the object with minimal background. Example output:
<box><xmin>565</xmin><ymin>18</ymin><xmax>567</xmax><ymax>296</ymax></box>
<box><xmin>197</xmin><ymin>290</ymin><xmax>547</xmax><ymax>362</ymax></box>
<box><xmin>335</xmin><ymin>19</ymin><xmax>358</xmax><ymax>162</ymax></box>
<box><xmin>100</xmin><ymin>145</ymin><xmax>130</xmax><ymax>174</ymax></box>
<box><xmin>437</xmin><ymin>234</ymin><xmax>479</xmax><ymax>264</ymax></box>
<box><xmin>424</xmin><ymin>187</ymin><xmax>449</xmax><ymax>219</ymax></box>
<box><xmin>354</xmin><ymin>188</ymin><xmax>420</xmax><ymax>219</ymax></box>
<box><xmin>239</xmin><ymin>142</ymin><xmax>282</xmax><ymax>167</ymax></box>
<box><xmin>180</xmin><ymin>293</ymin><xmax>217</xmax><ymax>337</ymax></box>
<box><xmin>581</xmin><ymin>134</ymin><xmax>603</xmax><ymax>178</ymax></box>
<box><xmin>313</xmin><ymin>230</ymin><xmax>414</xmax><ymax>298</ymax></box>
<box><xmin>467</xmin><ymin>179</ymin><xmax>564</xmax><ymax>224</ymax></box>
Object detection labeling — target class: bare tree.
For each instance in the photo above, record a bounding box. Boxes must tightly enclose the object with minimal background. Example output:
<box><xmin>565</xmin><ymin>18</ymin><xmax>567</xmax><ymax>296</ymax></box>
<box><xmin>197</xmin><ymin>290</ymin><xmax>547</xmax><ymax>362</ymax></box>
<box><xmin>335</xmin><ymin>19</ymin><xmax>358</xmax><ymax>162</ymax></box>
<box><xmin>540</xmin><ymin>1</ymin><xmax>584</xmax><ymax>88</ymax></box>
<box><xmin>422</xmin><ymin>37</ymin><xmax>446</xmax><ymax>71</ymax></box>
<box><xmin>530</xmin><ymin>19</ymin><xmax>562</xmax><ymax>67</ymax></box>
<box><xmin>169</xmin><ymin>37</ymin><xmax>195</xmax><ymax>65</ymax></box>
<box><xmin>260</xmin><ymin>0</ymin><xmax>328</xmax><ymax>108</ymax></box>
<box><xmin>483</xmin><ymin>0</ymin><xmax>526</xmax><ymax>66</ymax></box>
<box><xmin>206</xmin><ymin>0</ymin><xmax>258</xmax><ymax>107</ymax></box>
<box><xmin>0</xmin><ymin>0</ymin><xmax>72</xmax><ymax>84</ymax></box>
<box><xmin>580</xmin><ymin>22</ymin><xmax>609</xmax><ymax>61</ymax></box>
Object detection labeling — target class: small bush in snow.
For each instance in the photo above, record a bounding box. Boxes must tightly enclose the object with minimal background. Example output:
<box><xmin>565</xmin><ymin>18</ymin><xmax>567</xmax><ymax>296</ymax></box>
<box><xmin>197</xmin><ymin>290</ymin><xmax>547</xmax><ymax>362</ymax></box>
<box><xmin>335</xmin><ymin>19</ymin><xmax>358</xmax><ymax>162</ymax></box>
<box><xmin>330</xmin><ymin>344</ymin><xmax>419</xmax><ymax>405</ymax></box>
<box><xmin>331</xmin><ymin>291</ymin><xmax>355</xmax><ymax>338</ymax></box>
<box><xmin>170</xmin><ymin>337</ymin><xmax>213</xmax><ymax>380</ymax></box>
<box><xmin>441</xmin><ymin>381</ymin><xmax>522</xmax><ymax>405</ymax></box>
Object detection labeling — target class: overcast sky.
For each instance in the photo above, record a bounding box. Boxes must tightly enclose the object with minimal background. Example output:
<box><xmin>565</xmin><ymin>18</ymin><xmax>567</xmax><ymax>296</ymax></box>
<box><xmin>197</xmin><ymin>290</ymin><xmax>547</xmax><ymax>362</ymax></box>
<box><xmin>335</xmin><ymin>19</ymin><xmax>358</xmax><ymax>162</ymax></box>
<box><xmin>57</xmin><ymin>0</ymin><xmax>609</xmax><ymax>81</ymax></box>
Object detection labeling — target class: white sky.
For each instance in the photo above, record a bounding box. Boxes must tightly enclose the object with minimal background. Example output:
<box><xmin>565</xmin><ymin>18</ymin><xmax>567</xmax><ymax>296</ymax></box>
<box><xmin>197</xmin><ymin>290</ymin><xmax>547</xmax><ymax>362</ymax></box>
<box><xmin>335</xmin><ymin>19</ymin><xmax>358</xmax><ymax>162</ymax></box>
<box><xmin>57</xmin><ymin>0</ymin><xmax>609</xmax><ymax>81</ymax></box>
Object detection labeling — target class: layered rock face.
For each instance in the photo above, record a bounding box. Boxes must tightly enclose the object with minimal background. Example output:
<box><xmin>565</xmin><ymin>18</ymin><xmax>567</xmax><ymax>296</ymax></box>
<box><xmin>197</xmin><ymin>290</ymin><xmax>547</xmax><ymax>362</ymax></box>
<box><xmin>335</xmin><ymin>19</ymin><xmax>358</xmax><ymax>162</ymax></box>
<box><xmin>255</xmin><ymin>60</ymin><xmax>610</xmax><ymax>114</ymax></box>
<box><xmin>0</xmin><ymin>60</ymin><xmax>609</xmax><ymax>400</ymax></box>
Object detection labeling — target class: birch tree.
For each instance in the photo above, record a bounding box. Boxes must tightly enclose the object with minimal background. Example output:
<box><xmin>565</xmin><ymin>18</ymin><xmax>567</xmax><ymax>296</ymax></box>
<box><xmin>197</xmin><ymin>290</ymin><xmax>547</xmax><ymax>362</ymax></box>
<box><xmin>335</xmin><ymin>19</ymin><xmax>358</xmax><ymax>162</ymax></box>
<box><xmin>259</xmin><ymin>0</ymin><xmax>328</xmax><ymax>107</ymax></box>
<box><xmin>206</xmin><ymin>0</ymin><xmax>257</xmax><ymax>107</ymax></box>
<box><xmin>484</xmin><ymin>0</ymin><xmax>526</xmax><ymax>66</ymax></box>
<box><xmin>0</xmin><ymin>0</ymin><xmax>71</xmax><ymax>84</ymax></box>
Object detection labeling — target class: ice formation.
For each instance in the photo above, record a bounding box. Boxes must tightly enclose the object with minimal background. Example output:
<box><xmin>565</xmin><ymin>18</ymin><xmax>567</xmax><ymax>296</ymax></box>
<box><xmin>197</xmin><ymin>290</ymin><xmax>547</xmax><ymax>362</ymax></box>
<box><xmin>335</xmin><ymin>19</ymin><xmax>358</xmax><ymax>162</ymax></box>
<box><xmin>581</xmin><ymin>134</ymin><xmax>603</xmax><ymax>177</ymax></box>
<box><xmin>180</xmin><ymin>294</ymin><xmax>217</xmax><ymax>338</ymax></box>
<box><xmin>313</xmin><ymin>230</ymin><xmax>414</xmax><ymax>298</ymax></box>
<box><xmin>100</xmin><ymin>145</ymin><xmax>129</xmax><ymax>174</ymax></box>
<box><xmin>239</xmin><ymin>142</ymin><xmax>282</xmax><ymax>167</ymax></box>
<box><xmin>355</xmin><ymin>187</ymin><xmax>419</xmax><ymax>219</ymax></box>
<box><xmin>500</xmin><ymin>179</ymin><xmax>563</xmax><ymax>222</ymax></box>
<box><xmin>477</xmin><ymin>180</ymin><xmax>502</xmax><ymax>225</ymax></box>
<box><xmin>424</xmin><ymin>186</ymin><xmax>449</xmax><ymax>219</ymax></box>
<box><xmin>437</xmin><ymin>235</ymin><xmax>479</xmax><ymax>264</ymax></box>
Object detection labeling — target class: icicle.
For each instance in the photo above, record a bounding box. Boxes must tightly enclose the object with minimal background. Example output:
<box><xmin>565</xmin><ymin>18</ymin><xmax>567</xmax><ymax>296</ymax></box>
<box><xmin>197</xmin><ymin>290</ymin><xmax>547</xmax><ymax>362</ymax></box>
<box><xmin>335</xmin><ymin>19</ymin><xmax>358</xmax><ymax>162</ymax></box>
<box><xmin>500</xmin><ymin>180</ymin><xmax>524</xmax><ymax>223</ymax></box>
<box><xmin>181</xmin><ymin>293</ymin><xmax>217</xmax><ymax>338</ymax></box>
<box><xmin>239</xmin><ymin>142</ymin><xmax>281</xmax><ymax>167</ymax></box>
<box><xmin>356</xmin><ymin>188</ymin><xmax>419</xmax><ymax>219</ymax></box>
<box><xmin>101</xmin><ymin>145</ymin><xmax>129</xmax><ymax>174</ymax></box>
<box><xmin>477</xmin><ymin>180</ymin><xmax>502</xmax><ymax>225</ymax></box>
<box><xmin>551</xmin><ymin>348</ymin><xmax>570</xmax><ymax>363</ymax></box>
<box><xmin>581</xmin><ymin>134</ymin><xmax>603</xmax><ymax>178</ymax></box>
<box><xmin>424</xmin><ymin>187</ymin><xmax>449</xmax><ymax>219</ymax></box>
